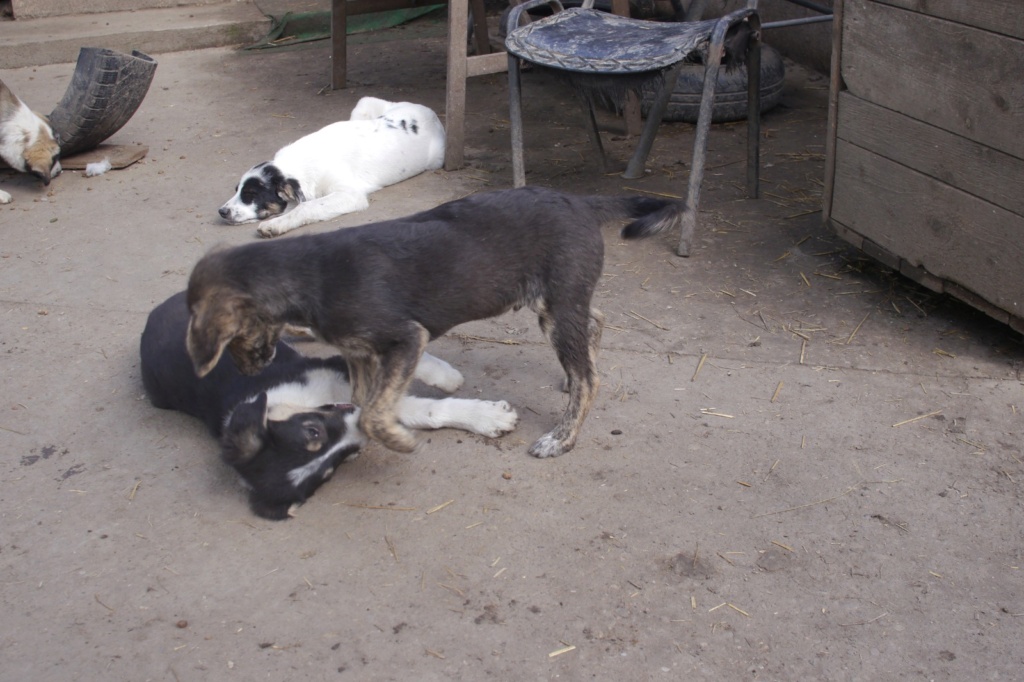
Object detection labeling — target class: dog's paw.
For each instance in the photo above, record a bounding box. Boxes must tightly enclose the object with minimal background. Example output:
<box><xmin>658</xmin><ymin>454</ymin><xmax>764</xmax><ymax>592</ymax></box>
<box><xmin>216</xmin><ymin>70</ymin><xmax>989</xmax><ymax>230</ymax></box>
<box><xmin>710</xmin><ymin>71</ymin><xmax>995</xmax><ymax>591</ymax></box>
<box><xmin>0</xmin><ymin>190</ymin><xmax>11</xmax><ymax>205</ymax></box>
<box><xmin>415</xmin><ymin>354</ymin><xmax>464</xmax><ymax>393</ymax></box>
<box><xmin>528</xmin><ymin>433</ymin><xmax>571</xmax><ymax>459</ymax></box>
<box><xmin>469</xmin><ymin>400</ymin><xmax>519</xmax><ymax>437</ymax></box>
<box><xmin>256</xmin><ymin>219</ymin><xmax>290</xmax><ymax>238</ymax></box>
<box><xmin>430</xmin><ymin>369</ymin><xmax>463</xmax><ymax>393</ymax></box>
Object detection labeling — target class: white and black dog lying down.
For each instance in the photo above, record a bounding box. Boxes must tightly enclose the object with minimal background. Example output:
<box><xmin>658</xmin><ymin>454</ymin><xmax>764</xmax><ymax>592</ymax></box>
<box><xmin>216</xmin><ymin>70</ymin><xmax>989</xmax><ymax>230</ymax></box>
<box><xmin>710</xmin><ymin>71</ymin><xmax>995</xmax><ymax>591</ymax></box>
<box><xmin>218</xmin><ymin>97</ymin><xmax>445</xmax><ymax>238</ymax></box>
<box><xmin>186</xmin><ymin>186</ymin><xmax>682</xmax><ymax>460</ymax></box>
<box><xmin>141</xmin><ymin>291</ymin><xmax>518</xmax><ymax>519</ymax></box>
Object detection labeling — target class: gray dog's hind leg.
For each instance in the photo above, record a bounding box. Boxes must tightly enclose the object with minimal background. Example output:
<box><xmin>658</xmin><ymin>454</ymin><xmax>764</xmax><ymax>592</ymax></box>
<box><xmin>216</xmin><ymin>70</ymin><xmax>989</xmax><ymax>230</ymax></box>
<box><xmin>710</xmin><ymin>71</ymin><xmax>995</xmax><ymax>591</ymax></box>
<box><xmin>529</xmin><ymin>307</ymin><xmax>604</xmax><ymax>458</ymax></box>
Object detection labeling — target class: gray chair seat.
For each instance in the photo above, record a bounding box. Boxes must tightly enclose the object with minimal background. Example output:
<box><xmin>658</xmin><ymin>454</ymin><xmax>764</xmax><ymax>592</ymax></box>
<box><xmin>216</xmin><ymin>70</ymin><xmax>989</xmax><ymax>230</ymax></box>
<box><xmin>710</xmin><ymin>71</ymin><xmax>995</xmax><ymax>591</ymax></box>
<box><xmin>506</xmin><ymin>8</ymin><xmax>723</xmax><ymax>74</ymax></box>
<box><xmin>504</xmin><ymin>1</ymin><xmax>762</xmax><ymax>256</ymax></box>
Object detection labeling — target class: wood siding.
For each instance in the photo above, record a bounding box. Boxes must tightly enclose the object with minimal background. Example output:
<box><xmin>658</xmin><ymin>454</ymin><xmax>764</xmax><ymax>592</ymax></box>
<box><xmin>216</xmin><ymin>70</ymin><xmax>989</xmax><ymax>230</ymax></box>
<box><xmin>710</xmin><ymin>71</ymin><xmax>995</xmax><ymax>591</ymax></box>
<box><xmin>826</xmin><ymin>0</ymin><xmax>1024</xmax><ymax>330</ymax></box>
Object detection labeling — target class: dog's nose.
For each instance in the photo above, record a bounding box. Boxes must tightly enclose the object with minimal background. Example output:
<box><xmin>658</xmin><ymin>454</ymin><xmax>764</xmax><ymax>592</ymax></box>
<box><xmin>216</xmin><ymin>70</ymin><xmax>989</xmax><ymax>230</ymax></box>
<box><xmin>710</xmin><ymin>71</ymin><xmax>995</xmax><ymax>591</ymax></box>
<box><xmin>218</xmin><ymin>207</ymin><xmax>230</xmax><ymax>219</ymax></box>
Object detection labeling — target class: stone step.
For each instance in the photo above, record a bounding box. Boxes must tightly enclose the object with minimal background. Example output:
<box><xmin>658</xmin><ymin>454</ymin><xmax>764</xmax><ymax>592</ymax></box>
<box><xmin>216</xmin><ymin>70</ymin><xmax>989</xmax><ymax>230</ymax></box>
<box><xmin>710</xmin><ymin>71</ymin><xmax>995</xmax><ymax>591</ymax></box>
<box><xmin>11</xmin><ymin>0</ymin><xmax>227</xmax><ymax>20</ymax></box>
<box><xmin>0</xmin><ymin>1</ymin><xmax>270</xmax><ymax>69</ymax></box>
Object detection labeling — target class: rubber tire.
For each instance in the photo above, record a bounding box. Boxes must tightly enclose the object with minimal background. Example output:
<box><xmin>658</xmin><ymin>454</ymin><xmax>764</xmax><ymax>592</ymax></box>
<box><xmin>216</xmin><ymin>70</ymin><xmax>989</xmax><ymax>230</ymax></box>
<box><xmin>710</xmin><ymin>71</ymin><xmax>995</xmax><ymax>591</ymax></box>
<box><xmin>48</xmin><ymin>48</ymin><xmax>158</xmax><ymax>157</ymax></box>
<box><xmin>641</xmin><ymin>43</ymin><xmax>785</xmax><ymax>123</ymax></box>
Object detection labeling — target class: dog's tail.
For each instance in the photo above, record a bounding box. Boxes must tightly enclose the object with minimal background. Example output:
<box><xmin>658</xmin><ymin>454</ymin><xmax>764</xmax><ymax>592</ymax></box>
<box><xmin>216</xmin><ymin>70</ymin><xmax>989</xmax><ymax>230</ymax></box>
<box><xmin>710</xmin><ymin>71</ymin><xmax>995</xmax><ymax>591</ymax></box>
<box><xmin>619</xmin><ymin>197</ymin><xmax>685</xmax><ymax>241</ymax></box>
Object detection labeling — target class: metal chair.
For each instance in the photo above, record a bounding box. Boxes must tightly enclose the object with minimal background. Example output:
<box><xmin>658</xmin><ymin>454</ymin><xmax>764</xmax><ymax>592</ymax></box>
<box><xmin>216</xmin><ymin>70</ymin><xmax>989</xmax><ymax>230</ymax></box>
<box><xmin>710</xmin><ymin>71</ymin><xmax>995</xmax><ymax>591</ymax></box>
<box><xmin>505</xmin><ymin>0</ymin><xmax>762</xmax><ymax>256</ymax></box>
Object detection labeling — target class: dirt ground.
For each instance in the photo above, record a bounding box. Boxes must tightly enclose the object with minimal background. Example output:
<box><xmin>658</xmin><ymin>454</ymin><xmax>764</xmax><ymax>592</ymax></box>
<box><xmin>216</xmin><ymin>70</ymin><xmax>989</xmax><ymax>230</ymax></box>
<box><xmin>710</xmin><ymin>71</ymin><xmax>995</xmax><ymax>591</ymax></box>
<box><xmin>1</xmin><ymin>12</ymin><xmax>1022</xmax><ymax>681</ymax></box>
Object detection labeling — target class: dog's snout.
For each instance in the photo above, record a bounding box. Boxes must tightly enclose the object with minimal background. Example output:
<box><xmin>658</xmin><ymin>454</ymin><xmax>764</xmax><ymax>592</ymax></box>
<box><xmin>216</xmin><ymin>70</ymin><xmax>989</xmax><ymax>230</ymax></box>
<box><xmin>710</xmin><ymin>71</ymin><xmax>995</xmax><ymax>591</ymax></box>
<box><xmin>218</xmin><ymin>206</ymin><xmax>231</xmax><ymax>219</ymax></box>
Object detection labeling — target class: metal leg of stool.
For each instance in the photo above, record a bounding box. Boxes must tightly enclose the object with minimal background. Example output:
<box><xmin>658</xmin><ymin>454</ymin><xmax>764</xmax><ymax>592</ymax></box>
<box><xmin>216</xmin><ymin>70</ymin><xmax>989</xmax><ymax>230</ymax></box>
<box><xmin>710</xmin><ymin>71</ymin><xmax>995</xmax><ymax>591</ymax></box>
<box><xmin>676</xmin><ymin>35</ymin><xmax>725</xmax><ymax>257</ymax></box>
<box><xmin>509</xmin><ymin>56</ymin><xmax>527</xmax><ymax>188</ymax></box>
<box><xmin>622</xmin><ymin>70</ymin><xmax>681</xmax><ymax>180</ymax></box>
<box><xmin>576</xmin><ymin>91</ymin><xmax>609</xmax><ymax>172</ymax></box>
<box><xmin>746</xmin><ymin>37</ymin><xmax>762</xmax><ymax>198</ymax></box>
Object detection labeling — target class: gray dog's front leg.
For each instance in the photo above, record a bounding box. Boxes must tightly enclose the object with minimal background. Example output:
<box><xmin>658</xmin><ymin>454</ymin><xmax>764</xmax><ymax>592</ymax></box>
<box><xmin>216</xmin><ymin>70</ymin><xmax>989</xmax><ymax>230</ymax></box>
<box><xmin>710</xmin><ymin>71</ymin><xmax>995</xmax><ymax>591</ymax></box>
<box><xmin>359</xmin><ymin>322</ymin><xmax>431</xmax><ymax>453</ymax></box>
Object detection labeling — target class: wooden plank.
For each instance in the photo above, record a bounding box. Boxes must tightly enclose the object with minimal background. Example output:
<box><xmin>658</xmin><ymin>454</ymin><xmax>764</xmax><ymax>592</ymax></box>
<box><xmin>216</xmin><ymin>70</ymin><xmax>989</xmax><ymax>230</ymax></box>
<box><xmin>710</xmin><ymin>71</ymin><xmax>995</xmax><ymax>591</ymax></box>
<box><xmin>837</xmin><ymin>92</ymin><xmax>1024</xmax><ymax>217</ymax></box>
<box><xmin>331</xmin><ymin>0</ymin><xmax>347</xmax><ymax>89</ymax></box>
<box><xmin>831</xmin><ymin>140</ymin><xmax>1024</xmax><ymax>314</ymax></box>
<box><xmin>842</xmin><ymin>0</ymin><xmax>1024</xmax><ymax>160</ymax></box>
<box><xmin>444</xmin><ymin>0</ymin><xmax>508</xmax><ymax>169</ymax></box>
<box><xmin>444</xmin><ymin>0</ymin><xmax>470</xmax><ymax>170</ymax></box>
<box><xmin>469</xmin><ymin>0</ymin><xmax>491</xmax><ymax>56</ymax></box>
<box><xmin>466</xmin><ymin>52</ymin><xmax>507</xmax><ymax>78</ymax></box>
<box><xmin>945</xmin><ymin>281</ymin><xmax>1010</xmax><ymax>326</ymax></box>
<box><xmin>870</xmin><ymin>0</ymin><xmax>1024</xmax><ymax>40</ymax></box>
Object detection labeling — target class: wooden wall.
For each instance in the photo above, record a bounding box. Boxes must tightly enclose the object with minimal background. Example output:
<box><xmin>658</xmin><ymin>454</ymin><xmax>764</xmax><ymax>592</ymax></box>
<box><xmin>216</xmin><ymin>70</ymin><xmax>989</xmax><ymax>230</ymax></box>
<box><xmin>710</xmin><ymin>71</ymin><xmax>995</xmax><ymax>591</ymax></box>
<box><xmin>825</xmin><ymin>0</ymin><xmax>1024</xmax><ymax>330</ymax></box>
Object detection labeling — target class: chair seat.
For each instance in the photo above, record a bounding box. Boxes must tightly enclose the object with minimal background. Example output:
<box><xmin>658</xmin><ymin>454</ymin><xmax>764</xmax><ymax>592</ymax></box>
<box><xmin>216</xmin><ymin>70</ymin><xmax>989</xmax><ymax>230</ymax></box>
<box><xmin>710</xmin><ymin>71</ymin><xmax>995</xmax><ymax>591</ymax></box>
<box><xmin>505</xmin><ymin>8</ymin><xmax>720</xmax><ymax>74</ymax></box>
<box><xmin>504</xmin><ymin>2</ymin><xmax>763</xmax><ymax>255</ymax></box>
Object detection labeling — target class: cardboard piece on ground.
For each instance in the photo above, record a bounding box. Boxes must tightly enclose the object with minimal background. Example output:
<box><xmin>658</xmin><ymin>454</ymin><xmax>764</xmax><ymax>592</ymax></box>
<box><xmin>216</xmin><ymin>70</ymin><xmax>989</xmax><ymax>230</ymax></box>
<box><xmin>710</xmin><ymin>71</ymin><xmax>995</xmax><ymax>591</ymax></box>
<box><xmin>61</xmin><ymin>144</ymin><xmax>149</xmax><ymax>171</ymax></box>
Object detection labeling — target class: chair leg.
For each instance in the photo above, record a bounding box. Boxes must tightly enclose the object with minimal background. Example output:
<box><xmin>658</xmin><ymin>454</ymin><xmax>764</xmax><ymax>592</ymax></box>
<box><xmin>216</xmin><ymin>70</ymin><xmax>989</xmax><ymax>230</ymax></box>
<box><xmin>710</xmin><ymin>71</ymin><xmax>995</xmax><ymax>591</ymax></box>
<box><xmin>330</xmin><ymin>0</ymin><xmax>348</xmax><ymax>89</ymax></box>
<box><xmin>622</xmin><ymin>76</ymin><xmax>677</xmax><ymax>180</ymax></box>
<box><xmin>575</xmin><ymin>91</ymin><xmax>609</xmax><ymax>172</ymax></box>
<box><xmin>447</xmin><ymin>0</ymin><xmax>508</xmax><ymax>171</ymax></box>
<box><xmin>509</xmin><ymin>55</ymin><xmax>528</xmax><ymax>188</ymax></box>
<box><xmin>746</xmin><ymin>39</ymin><xmax>761</xmax><ymax>198</ymax></box>
<box><xmin>676</xmin><ymin>40</ymin><xmax>725</xmax><ymax>257</ymax></box>
<box><xmin>445</xmin><ymin>0</ymin><xmax>470</xmax><ymax>171</ymax></box>
<box><xmin>469</xmin><ymin>0</ymin><xmax>491</xmax><ymax>55</ymax></box>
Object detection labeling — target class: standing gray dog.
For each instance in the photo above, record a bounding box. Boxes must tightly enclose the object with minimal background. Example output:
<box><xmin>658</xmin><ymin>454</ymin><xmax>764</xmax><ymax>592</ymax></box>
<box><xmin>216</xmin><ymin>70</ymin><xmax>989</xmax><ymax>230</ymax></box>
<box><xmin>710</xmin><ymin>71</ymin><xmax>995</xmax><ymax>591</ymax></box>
<box><xmin>186</xmin><ymin>186</ymin><xmax>682</xmax><ymax>458</ymax></box>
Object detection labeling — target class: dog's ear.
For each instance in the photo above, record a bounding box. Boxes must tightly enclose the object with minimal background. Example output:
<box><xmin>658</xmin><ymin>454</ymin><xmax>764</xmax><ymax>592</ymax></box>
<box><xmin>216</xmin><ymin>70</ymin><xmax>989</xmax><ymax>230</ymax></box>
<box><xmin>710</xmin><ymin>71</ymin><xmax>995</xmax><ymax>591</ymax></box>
<box><xmin>221</xmin><ymin>392</ymin><xmax>269</xmax><ymax>465</ymax></box>
<box><xmin>25</xmin><ymin>147</ymin><xmax>58</xmax><ymax>185</ymax></box>
<box><xmin>186</xmin><ymin>290</ymin><xmax>251</xmax><ymax>377</ymax></box>
<box><xmin>277</xmin><ymin>178</ymin><xmax>305</xmax><ymax>204</ymax></box>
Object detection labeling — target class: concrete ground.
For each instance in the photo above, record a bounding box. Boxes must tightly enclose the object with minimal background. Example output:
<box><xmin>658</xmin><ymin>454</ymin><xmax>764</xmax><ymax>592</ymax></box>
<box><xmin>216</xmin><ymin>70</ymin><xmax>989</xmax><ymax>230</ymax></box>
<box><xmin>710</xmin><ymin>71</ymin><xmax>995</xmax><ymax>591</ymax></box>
<box><xmin>1</xmin><ymin>10</ymin><xmax>1022</xmax><ymax>681</ymax></box>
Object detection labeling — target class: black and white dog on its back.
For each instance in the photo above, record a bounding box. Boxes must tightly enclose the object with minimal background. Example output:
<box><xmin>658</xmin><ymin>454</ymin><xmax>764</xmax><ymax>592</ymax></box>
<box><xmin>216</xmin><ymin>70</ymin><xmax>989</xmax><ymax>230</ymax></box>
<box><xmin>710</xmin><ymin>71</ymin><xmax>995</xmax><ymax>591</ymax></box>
<box><xmin>141</xmin><ymin>291</ymin><xmax>518</xmax><ymax>519</ymax></box>
<box><xmin>218</xmin><ymin>97</ymin><xmax>445</xmax><ymax>238</ymax></box>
